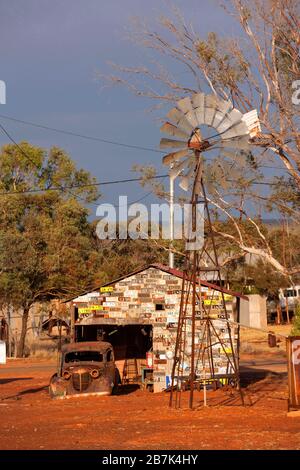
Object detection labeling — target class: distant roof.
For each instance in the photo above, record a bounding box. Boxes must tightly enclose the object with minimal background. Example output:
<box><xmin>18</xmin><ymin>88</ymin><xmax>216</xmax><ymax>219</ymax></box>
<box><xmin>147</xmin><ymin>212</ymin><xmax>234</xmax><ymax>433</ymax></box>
<box><xmin>42</xmin><ymin>316</ymin><xmax>69</xmax><ymax>327</ymax></box>
<box><xmin>66</xmin><ymin>263</ymin><xmax>248</xmax><ymax>302</ymax></box>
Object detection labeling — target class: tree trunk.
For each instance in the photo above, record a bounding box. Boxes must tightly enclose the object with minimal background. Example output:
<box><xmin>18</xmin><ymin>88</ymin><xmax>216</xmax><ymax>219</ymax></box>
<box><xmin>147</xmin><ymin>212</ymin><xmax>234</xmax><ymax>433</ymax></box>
<box><xmin>285</xmin><ymin>297</ymin><xmax>290</xmax><ymax>324</ymax></box>
<box><xmin>276</xmin><ymin>303</ymin><xmax>282</xmax><ymax>325</ymax></box>
<box><xmin>16</xmin><ymin>306</ymin><xmax>30</xmax><ymax>358</ymax></box>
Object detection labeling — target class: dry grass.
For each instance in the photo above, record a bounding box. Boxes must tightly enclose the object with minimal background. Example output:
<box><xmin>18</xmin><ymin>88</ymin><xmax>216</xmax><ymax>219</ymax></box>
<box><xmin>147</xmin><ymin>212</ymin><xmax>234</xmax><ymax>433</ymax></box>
<box><xmin>28</xmin><ymin>339</ymin><xmax>59</xmax><ymax>359</ymax></box>
<box><xmin>240</xmin><ymin>324</ymin><xmax>291</xmax><ymax>356</ymax></box>
<box><xmin>240</xmin><ymin>324</ymin><xmax>291</xmax><ymax>341</ymax></box>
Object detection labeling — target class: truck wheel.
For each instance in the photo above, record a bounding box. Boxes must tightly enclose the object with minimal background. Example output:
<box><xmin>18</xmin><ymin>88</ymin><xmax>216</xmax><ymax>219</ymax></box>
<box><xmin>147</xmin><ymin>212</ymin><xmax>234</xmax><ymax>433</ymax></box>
<box><xmin>112</xmin><ymin>368</ymin><xmax>121</xmax><ymax>394</ymax></box>
<box><xmin>49</xmin><ymin>373</ymin><xmax>58</xmax><ymax>399</ymax></box>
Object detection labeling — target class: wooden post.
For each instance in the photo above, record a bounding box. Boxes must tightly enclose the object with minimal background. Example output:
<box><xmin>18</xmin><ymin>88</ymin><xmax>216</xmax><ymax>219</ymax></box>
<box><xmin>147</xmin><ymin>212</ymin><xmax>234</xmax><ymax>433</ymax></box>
<box><xmin>236</xmin><ymin>297</ymin><xmax>241</xmax><ymax>364</ymax></box>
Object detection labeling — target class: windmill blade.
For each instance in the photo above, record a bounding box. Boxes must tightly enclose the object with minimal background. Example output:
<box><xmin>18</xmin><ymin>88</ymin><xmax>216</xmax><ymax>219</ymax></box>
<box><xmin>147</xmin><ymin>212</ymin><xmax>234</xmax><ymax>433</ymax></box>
<box><xmin>185</xmin><ymin>110</ymin><xmax>199</xmax><ymax>129</ymax></box>
<box><xmin>160</xmin><ymin>93</ymin><xmax>258</xmax><ymax>189</ymax></box>
<box><xmin>179</xmin><ymin>176</ymin><xmax>190</xmax><ymax>191</ymax></box>
<box><xmin>204</xmin><ymin>95</ymin><xmax>219</xmax><ymax>126</ymax></box>
<box><xmin>179</xmin><ymin>164</ymin><xmax>197</xmax><ymax>191</ymax></box>
<box><xmin>170</xmin><ymin>157</ymin><xmax>191</xmax><ymax>178</ymax></box>
<box><xmin>211</xmin><ymin>110</ymin><xmax>227</xmax><ymax>130</ymax></box>
<box><xmin>177</xmin><ymin>96</ymin><xmax>194</xmax><ymax>114</ymax></box>
<box><xmin>162</xmin><ymin>148</ymin><xmax>191</xmax><ymax>166</ymax></box>
<box><xmin>221</xmin><ymin>121</ymin><xmax>249</xmax><ymax>140</ymax></box>
<box><xmin>241</xmin><ymin>109</ymin><xmax>261</xmax><ymax>137</ymax></box>
<box><xmin>210</xmin><ymin>161</ymin><xmax>229</xmax><ymax>190</ymax></box>
<box><xmin>217</xmin><ymin>136</ymin><xmax>251</xmax><ymax>151</ymax></box>
<box><xmin>191</xmin><ymin>92</ymin><xmax>205</xmax><ymax>108</ymax></box>
<box><xmin>160</xmin><ymin>138</ymin><xmax>187</xmax><ymax>149</ymax></box>
<box><xmin>219</xmin><ymin>109</ymin><xmax>260</xmax><ymax>139</ymax></box>
<box><xmin>218</xmin><ymin>160</ymin><xmax>245</xmax><ymax>186</ymax></box>
<box><xmin>206</xmin><ymin>95</ymin><xmax>219</xmax><ymax>108</ymax></box>
<box><xmin>212</xmin><ymin>100</ymin><xmax>233</xmax><ymax>128</ymax></box>
<box><xmin>221</xmin><ymin>148</ymin><xmax>239</xmax><ymax>159</ymax></box>
<box><xmin>167</xmin><ymin>107</ymin><xmax>184</xmax><ymax>125</ymax></box>
<box><xmin>216</xmin><ymin>97</ymin><xmax>233</xmax><ymax>114</ymax></box>
<box><xmin>177</xmin><ymin>96</ymin><xmax>198</xmax><ymax>128</ymax></box>
<box><xmin>167</xmin><ymin>107</ymin><xmax>194</xmax><ymax>135</ymax></box>
<box><xmin>160</xmin><ymin>122</ymin><xmax>190</xmax><ymax>140</ymax></box>
<box><xmin>220</xmin><ymin>149</ymin><xmax>247</xmax><ymax>166</ymax></box>
<box><xmin>191</xmin><ymin>93</ymin><xmax>205</xmax><ymax>125</ymax></box>
<box><xmin>216</xmin><ymin>108</ymin><xmax>243</xmax><ymax>134</ymax></box>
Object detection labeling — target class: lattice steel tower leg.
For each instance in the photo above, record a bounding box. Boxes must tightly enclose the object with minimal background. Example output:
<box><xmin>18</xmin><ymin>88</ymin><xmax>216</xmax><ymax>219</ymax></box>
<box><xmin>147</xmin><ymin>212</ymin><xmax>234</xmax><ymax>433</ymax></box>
<box><xmin>169</xmin><ymin>156</ymin><xmax>243</xmax><ymax>410</ymax></box>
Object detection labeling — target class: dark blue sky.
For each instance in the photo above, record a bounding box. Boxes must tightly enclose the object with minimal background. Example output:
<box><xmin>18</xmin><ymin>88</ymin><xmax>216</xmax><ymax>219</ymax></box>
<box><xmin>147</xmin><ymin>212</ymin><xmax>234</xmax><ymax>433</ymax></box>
<box><xmin>0</xmin><ymin>0</ymin><xmax>254</xmax><ymax>215</ymax></box>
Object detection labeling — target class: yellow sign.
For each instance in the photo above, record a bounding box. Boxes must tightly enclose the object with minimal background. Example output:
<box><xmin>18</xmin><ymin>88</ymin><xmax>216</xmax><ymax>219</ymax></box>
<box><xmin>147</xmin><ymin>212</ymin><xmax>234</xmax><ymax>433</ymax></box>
<box><xmin>204</xmin><ymin>299</ymin><xmax>221</xmax><ymax>305</ymax></box>
<box><xmin>208</xmin><ymin>313</ymin><xmax>219</xmax><ymax>319</ymax></box>
<box><xmin>204</xmin><ymin>295</ymin><xmax>232</xmax><ymax>305</ymax></box>
<box><xmin>220</xmin><ymin>347</ymin><xmax>232</xmax><ymax>354</ymax></box>
<box><xmin>224</xmin><ymin>294</ymin><xmax>233</xmax><ymax>301</ymax></box>
<box><xmin>219</xmin><ymin>378</ymin><xmax>229</xmax><ymax>385</ymax></box>
<box><xmin>100</xmin><ymin>286</ymin><xmax>114</xmax><ymax>293</ymax></box>
<box><xmin>78</xmin><ymin>305</ymin><xmax>103</xmax><ymax>315</ymax></box>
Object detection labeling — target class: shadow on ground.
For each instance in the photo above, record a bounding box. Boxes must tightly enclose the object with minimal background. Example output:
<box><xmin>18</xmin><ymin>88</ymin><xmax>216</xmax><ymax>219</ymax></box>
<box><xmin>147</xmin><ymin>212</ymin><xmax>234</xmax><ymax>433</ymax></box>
<box><xmin>1</xmin><ymin>385</ymin><xmax>47</xmax><ymax>401</ymax></box>
<box><xmin>0</xmin><ymin>377</ymin><xmax>33</xmax><ymax>385</ymax></box>
<box><xmin>240</xmin><ymin>365</ymin><xmax>287</xmax><ymax>387</ymax></box>
<box><xmin>114</xmin><ymin>384</ymin><xmax>141</xmax><ymax>395</ymax></box>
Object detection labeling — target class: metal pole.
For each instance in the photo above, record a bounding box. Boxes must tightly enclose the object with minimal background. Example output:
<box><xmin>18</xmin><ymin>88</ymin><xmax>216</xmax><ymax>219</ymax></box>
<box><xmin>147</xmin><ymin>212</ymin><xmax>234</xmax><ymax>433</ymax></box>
<box><xmin>169</xmin><ymin>174</ymin><xmax>174</xmax><ymax>269</ymax></box>
<box><xmin>70</xmin><ymin>305</ymin><xmax>75</xmax><ymax>343</ymax></box>
<box><xmin>203</xmin><ymin>369</ymin><xmax>207</xmax><ymax>407</ymax></box>
<box><xmin>189</xmin><ymin>249</ymin><xmax>197</xmax><ymax>409</ymax></box>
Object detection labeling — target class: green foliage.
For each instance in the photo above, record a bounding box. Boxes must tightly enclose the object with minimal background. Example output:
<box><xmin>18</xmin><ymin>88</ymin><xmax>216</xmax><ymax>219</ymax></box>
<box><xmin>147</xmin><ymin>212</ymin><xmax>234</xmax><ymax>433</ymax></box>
<box><xmin>268</xmin><ymin>224</ymin><xmax>300</xmax><ymax>275</ymax></box>
<box><xmin>291</xmin><ymin>304</ymin><xmax>300</xmax><ymax>336</ymax></box>
<box><xmin>0</xmin><ymin>142</ymin><xmax>99</xmax><ymax>201</ymax></box>
<box><xmin>0</xmin><ymin>143</ymin><xmax>102</xmax><ymax>308</ymax></box>
<box><xmin>225</xmin><ymin>257</ymin><xmax>290</xmax><ymax>298</ymax></box>
<box><xmin>195</xmin><ymin>31</ymin><xmax>250</xmax><ymax>90</ymax></box>
<box><xmin>269</xmin><ymin>176</ymin><xmax>300</xmax><ymax>214</ymax></box>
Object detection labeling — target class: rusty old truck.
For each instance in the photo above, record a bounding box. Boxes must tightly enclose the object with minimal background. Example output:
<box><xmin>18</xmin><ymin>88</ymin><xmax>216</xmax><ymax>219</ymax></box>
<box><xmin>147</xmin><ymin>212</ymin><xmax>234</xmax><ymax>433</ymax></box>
<box><xmin>49</xmin><ymin>341</ymin><xmax>119</xmax><ymax>398</ymax></box>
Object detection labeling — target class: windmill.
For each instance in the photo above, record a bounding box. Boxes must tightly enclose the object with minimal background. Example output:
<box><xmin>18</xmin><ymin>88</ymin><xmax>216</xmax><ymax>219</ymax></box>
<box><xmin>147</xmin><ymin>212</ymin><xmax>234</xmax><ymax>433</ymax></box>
<box><xmin>160</xmin><ymin>93</ymin><xmax>260</xmax><ymax>409</ymax></box>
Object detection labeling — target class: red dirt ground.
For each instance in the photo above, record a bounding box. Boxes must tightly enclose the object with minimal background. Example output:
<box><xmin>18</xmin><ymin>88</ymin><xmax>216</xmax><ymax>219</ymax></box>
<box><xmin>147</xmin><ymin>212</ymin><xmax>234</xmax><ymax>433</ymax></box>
<box><xmin>0</xmin><ymin>356</ymin><xmax>299</xmax><ymax>450</ymax></box>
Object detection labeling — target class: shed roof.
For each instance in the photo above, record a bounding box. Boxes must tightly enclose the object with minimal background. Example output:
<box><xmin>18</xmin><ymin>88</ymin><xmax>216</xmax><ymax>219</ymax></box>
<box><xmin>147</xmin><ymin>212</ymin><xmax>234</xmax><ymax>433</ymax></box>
<box><xmin>67</xmin><ymin>263</ymin><xmax>248</xmax><ymax>302</ymax></box>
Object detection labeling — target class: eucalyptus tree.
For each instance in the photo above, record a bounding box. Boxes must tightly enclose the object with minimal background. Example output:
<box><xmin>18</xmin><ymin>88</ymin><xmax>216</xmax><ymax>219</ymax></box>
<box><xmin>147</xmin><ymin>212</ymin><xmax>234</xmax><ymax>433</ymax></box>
<box><xmin>0</xmin><ymin>142</ymin><xmax>100</xmax><ymax>356</ymax></box>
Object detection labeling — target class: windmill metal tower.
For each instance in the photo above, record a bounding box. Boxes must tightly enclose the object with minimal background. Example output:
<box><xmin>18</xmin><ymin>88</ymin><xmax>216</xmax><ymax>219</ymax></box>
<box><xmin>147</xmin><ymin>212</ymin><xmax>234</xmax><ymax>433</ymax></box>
<box><xmin>160</xmin><ymin>93</ymin><xmax>260</xmax><ymax>409</ymax></box>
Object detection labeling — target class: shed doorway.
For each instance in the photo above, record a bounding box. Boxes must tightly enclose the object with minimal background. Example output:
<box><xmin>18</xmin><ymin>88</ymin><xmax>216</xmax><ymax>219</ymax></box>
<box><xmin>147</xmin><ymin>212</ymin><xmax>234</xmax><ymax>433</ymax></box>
<box><xmin>75</xmin><ymin>324</ymin><xmax>153</xmax><ymax>386</ymax></box>
<box><xmin>75</xmin><ymin>324</ymin><xmax>152</xmax><ymax>360</ymax></box>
